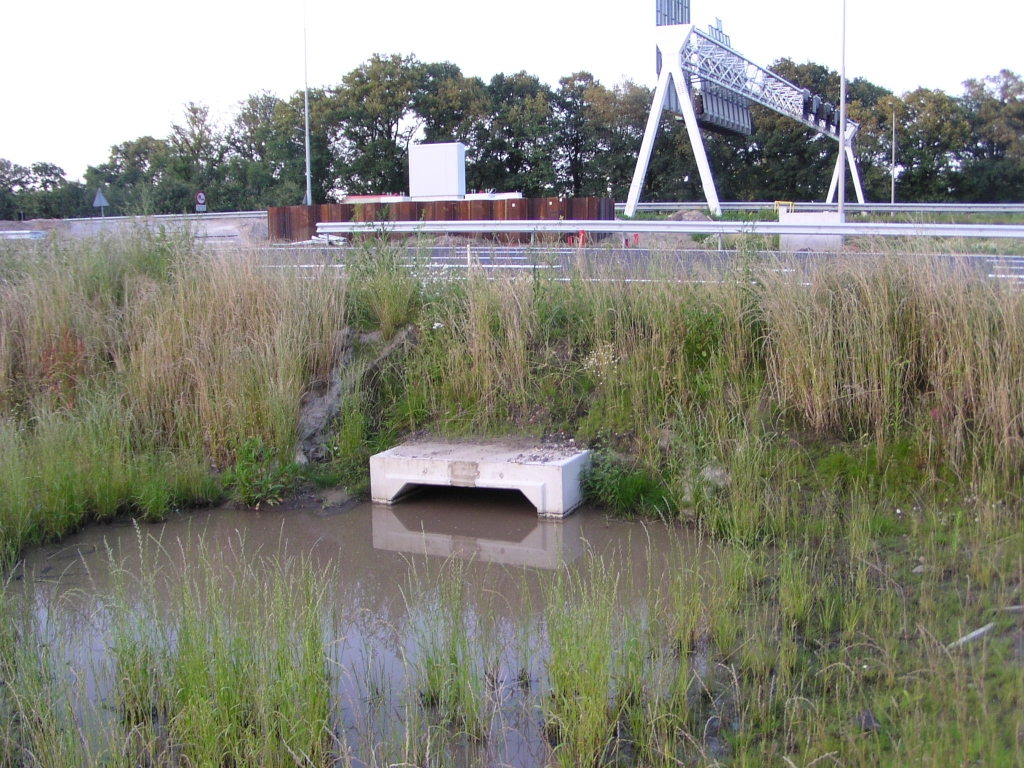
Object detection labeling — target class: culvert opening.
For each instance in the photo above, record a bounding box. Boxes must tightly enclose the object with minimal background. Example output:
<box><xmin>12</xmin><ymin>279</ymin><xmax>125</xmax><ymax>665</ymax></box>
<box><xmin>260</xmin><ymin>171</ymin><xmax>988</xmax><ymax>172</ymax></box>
<box><xmin>390</xmin><ymin>487</ymin><xmax>539</xmax><ymax>542</ymax></box>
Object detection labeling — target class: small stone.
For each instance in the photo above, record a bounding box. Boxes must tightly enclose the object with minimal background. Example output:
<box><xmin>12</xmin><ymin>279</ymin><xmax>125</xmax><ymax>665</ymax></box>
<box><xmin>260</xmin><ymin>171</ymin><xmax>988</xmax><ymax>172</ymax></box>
<box><xmin>912</xmin><ymin>564</ymin><xmax>926</xmax><ymax>574</ymax></box>
<box><xmin>658</xmin><ymin>428</ymin><xmax>676</xmax><ymax>453</ymax></box>
<box><xmin>320</xmin><ymin>488</ymin><xmax>352</xmax><ymax>508</ymax></box>
<box><xmin>679</xmin><ymin>482</ymin><xmax>694</xmax><ymax>507</ymax></box>
<box><xmin>294</xmin><ymin>449</ymin><xmax>309</xmax><ymax>466</ymax></box>
<box><xmin>700</xmin><ymin>465</ymin><xmax>731</xmax><ymax>490</ymax></box>
<box><xmin>854</xmin><ymin>708</ymin><xmax>881</xmax><ymax>732</ymax></box>
<box><xmin>669</xmin><ymin>208</ymin><xmax>713</xmax><ymax>222</ymax></box>
<box><xmin>356</xmin><ymin>330</ymin><xmax>384</xmax><ymax>345</ymax></box>
<box><xmin>918</xmin><ymin>556</ymin><xmax>926</xmax><ymax>564</ymax></box>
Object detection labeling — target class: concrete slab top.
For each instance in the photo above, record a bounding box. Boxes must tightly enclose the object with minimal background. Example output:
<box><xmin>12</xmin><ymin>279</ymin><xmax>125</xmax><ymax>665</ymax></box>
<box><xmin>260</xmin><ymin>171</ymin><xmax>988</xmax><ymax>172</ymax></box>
<box><xmin>370</xmin><ymin>438</ymin><xmax>591</xmax><ymax>518</ymax></box>
<box><xmin>375</xmin><ymin>439</ymin><xmax>585</xmax><ymax>466</ymax></box>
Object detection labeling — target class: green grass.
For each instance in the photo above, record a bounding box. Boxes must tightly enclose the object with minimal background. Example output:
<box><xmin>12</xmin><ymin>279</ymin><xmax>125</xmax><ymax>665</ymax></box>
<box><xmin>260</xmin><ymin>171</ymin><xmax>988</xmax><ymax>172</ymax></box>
<box><xmin>1</xmin><ymin>232</ymin><xmax>1024</xmax><ymax>765</ymax></box>
<box><xmin>404</xmin><ymin>558</ymin><xmax>488</xmax><ymax>740</ymax></box>
<box><xmin>0</xmin><ymin>534</ymin><xmax>336</xmax><ymax>767</ymax></box>
<box><xmin>0</xmin><ymin>512</ymin><xmax>1019</xmax><ymax>765</ymax></box>
<box><xmin>226</xmin><ymin>435</ymin><xmax>297</xmax><ymax>507</ymax></box>
<box><xmin>3</xmin><ymin>508</ymin><xmax>1020</xmax><ymax>767</ymax></box>
<box><xmin>542</xmin><ymin>555</ymin><xmax>619</xmax><ymax>767</ymax></box>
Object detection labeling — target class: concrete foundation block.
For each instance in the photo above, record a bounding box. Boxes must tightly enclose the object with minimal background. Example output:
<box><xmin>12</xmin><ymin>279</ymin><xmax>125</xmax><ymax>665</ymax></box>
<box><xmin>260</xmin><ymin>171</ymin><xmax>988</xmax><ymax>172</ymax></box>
<box><xmin>779</xmin><ymin>210</ymin><xmax>843</xmax><ymax>252</ymax></box>
<box><xmin>369</xmin><ymin>440</ymin><xmax>591</xmax><ymax>518</ymax></box>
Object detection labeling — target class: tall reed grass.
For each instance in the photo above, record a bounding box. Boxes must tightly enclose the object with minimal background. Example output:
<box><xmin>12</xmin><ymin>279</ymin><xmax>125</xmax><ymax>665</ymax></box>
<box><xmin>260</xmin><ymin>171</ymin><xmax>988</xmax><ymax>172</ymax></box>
<box><xmin>3</xmin><ymin>233</ymin><xmax>1024</xmax><ymax>559</ymax></box>
<box><xmin>0</xmin><ymin>232</ymin><xmax>345</xmax><ymax>563</ymax></box>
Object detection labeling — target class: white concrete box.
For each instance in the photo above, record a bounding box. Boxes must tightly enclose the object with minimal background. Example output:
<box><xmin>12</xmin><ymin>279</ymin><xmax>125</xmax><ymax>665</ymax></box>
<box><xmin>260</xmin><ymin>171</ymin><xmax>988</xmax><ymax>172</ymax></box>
<box><xmin>409</xmin><ymin>142</ymin><xmax>466</xmax><ymax>199</ymax></box>
<box><xmin>778</xmin><ymin>210</ymin><xmax>843</xmax><ymax>252</ymax></box>
<box><xmin>370</xmin><ymin>440</ymin><xmax>591</xmax><ymax>519</ymax></box>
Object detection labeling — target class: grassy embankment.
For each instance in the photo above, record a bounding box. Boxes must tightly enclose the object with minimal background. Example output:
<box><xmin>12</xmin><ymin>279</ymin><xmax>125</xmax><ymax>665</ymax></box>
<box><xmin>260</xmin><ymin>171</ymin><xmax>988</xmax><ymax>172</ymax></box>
<box><xmin>1</xmin><ymin>230</ymin><xmax>1022</xmax><ymax>765</ymax></box>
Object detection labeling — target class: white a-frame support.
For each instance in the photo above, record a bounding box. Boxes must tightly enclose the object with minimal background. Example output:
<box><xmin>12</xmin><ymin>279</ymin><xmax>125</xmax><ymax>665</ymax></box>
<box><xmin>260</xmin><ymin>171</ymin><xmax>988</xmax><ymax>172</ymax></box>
<box><xmin>624</xmin><ymin>24</ymin><xmax>868</xmax><ymax>217</ymax></box>
<box><xmin>826</xmin><ymin>141</ymin><xmax>866</xmax><ymax>205</ymax></box>
<box><xmin>625</xmin><ymin>25</ymin><xmax>722</xmax><ymax>217</ymax></box>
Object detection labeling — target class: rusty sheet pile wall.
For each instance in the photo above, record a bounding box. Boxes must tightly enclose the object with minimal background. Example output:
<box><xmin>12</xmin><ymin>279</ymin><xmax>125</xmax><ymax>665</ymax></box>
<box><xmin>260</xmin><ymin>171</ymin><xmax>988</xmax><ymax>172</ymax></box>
<box><xmin>267</xmin><ymin>198</ymin><xmax>615</xmax><ymax>241</ymax></box>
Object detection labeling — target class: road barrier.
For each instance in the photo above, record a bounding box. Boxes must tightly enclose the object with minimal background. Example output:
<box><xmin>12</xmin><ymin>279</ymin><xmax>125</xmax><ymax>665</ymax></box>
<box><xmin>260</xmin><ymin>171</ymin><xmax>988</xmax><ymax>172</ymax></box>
<box><xmin>619</xmin><ymin>201</ymin><xmax>1024</xmax><ymax>215</ymax></box>
<box><xmin>316</xmin><ymin>218</ymin><xmax>1024</xmax><ymax>240</ymax></box>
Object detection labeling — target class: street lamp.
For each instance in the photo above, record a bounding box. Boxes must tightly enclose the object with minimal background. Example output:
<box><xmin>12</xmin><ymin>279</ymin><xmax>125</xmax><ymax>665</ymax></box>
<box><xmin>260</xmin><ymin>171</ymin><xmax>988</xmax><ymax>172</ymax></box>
<box><xmin>837</xmin><ymin>0</ymin><xmax>847</xmax><ymax>221</ymax></box>
<box><xmin>303</xmin><ymin>0</ymin><xmax>313</xmax><ymax>207</ymax></box>
<box><xmin>891</xmin><ymin>106</ymin><xmax>897</xmax><ymax>205</ymax></box>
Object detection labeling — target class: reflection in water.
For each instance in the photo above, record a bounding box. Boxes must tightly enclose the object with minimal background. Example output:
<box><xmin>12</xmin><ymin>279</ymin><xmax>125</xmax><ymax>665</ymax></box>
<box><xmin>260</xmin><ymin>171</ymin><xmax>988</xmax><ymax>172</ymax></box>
<box><xmin>373</xmin><ymin>487</ymin><xmax>583</xmax><ymax>568</ymax></box>
<box><xmin>6</xmin><ymin>489</ymin><xmax>716</xmax><ymax>768</ymax></box>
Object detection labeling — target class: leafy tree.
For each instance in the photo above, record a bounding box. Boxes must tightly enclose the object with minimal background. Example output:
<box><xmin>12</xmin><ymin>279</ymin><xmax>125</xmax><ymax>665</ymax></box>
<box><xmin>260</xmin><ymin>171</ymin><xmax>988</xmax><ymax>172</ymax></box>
<box><xmin>587</xmin><ymin>79</ymin><xmax>655</xmax><ymax>201</ymax></box>
<box><xmin>553</xmin><ymin>72</ymin><xmax>611</xmax><ymax>197</ymax></box>
<box><xmin>645</xmin><ymin>117</ymin><xmax>704</xmax><ymax>201</ymax></box>
<box><xmin>169</xmin><ymin>102</ymin><xmax>224</xmax><ymax>176</ymax></box>
<box><xmin>468</xmin><ymin>72</ymin><xmax>556</xmax><ymax>196</ymax></box>
<box><xmin>960</xmin><ymin>70</ymin><xmax>1024</xmax><ymax>201</ymax></box>
<box><xmin>7</xmin><ymin>56</ymin><xmax>1022</xmax><ymax>217</ymax></box>
<box><xmin>626</xmin><ymin>59</ymin><xmax>861</xmax><ymax>205</ymax></box>
<box><xmin>412</xmin><ymin>62</ymin><xmax>488</xmax><ymax>145</ymax></box>
<box><xmin>166</xmin><ymin>102</ymin><xmax>227</xmax><ymax>210</ymax></box>
<box><xmin>227</xmin><ymin>92</ymin><xmax>281</xmax><ymax>165</ymax></box>
<box><xmin>27</xmin><ymin>162</ymin><xmax>67</xmax><ymax>192</ymax></box>
<box><xmin>22</xmin><ymin>164</ymin><xmax>91</xmax><ymax>219</ymax></box>
<box><xmin>278</xmin><ymin>88</ymin><xmax>338</xmax><ymax>204</ymax></box>
<box><xmin>332</xmin><ymin>54</ymin><xmax>425</xmax><ymax>194</ymax></box>
<box><xmin>0</xmin><ymin>159</ymin><xmax>91</xmax><ymax>219</ymax></box>
<box><xmin>220</xmin><ymin>89</ymin><xmax>333</xmax><ymax>207</ymax></box>
<box><xmin>0</xmin><ymin>159</ymin><xmax>31</xmax><ymax>191</ymax></box>
<box><xmin>734</xmin><ymin>60</ymin><xmax>845</xmax><ymax>201</ymax></box>
<box><xmin>896</xmin><ymin>88</ymin><xmax>971</xmax><ymax>201</ymax></box>
<box><xmin>84</xmin><ymin>136</ymin><xmax>175</xmax><ymax>215</ymax></box>
<box><xmin>844</xmin><ymin>92</ymin><xmax>906</xmax><ymax>203</ymax></box>
<box><xmin>645</xmin><ymin>60</ymin><xmax>898</xmax><ymax>205</ymax></box>
<box><xmin>0</xmin><ymin>159</ymin><xmax>31</xmax><ymax>219</ymax></box>
<box><xmin>221</xmin><ymin>91</ymin><xmax>288</xmax><ymax>209</ymax></box>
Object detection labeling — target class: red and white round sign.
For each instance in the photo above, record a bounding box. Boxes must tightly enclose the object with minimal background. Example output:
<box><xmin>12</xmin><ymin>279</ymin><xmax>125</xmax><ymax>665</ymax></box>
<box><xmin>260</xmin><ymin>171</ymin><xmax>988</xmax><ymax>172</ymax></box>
<box><xmin>195</xmin><ymin>191</ymin><xmax>207</xmax><ymax>206</ymax></box>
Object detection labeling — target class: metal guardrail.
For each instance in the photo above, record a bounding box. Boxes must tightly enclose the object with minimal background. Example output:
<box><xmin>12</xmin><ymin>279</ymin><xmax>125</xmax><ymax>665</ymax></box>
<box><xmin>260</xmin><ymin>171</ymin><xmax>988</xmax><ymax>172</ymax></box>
<box><xmin>0</xmin><ymin>230</ymin><xmax>48</xmax><ymax>240</ymax></box>
<box><xmin>58</xmin><ymin>211</ymin><xmax>268</xmax><ymax>224</ymax></box>
<box><xmin>17</xmin><ymin>204</ymin><xmax>1024</xmax><ymax>230</ymax></box>
<box><xmin>97</xmin><ymin>203</ymin><xmax>1024</xmax><ymax>218</ymax></box>
<box><xmin>317</xmin><ymin>219</ymin><xmax>1024</xmax><ymax>240</ymax></box>
<box><xmin>618</xmin><ymin>201</ymin><xmax>1024</xmax><ymax>215</ymax></box>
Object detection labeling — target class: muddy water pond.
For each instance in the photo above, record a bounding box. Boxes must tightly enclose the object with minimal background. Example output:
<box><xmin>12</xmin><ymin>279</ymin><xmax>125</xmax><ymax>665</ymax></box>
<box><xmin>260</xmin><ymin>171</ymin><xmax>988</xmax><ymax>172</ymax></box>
<box><xmin>6</xmin><ymin>488</ymin><xmax>727</xmax><ymax>767</ymax></box>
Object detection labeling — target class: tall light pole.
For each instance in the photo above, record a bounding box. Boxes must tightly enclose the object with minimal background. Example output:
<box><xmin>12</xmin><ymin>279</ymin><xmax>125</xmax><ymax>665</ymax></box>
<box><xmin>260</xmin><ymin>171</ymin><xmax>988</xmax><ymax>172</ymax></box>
<box><xmin>303</xmin><ymin>0</ymin><xmax>313</xmax><ymax>207</ymax></box>
<box><xmin>837</xmin><ymin>0</ymin><xmax>847</xmax><ymax>221</ymax></box>
<box><xmin>891</xmin><ymin>106</ymin><xmax>897</xmax><ymax>205</ymax></box>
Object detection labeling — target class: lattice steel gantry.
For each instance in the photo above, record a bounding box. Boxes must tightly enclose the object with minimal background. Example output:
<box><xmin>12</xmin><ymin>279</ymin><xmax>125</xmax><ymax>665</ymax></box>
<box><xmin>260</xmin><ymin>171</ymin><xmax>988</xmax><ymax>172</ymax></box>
<box><xmin>625</xmin><ymin>11</ymin><xmax>866</xmax><ymax>217</ymax></box>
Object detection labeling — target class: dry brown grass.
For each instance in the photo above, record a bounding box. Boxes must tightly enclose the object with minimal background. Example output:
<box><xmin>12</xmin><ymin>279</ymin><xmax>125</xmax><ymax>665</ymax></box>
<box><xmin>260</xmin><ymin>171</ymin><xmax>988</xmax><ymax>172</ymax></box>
<box><xmin>757</xmin><ymin>252</ymin><xmax>1024</xmax><ymax>480</ymax></box>
<box><xmin>120</xmin><ymin>253</ymin><xmax>345</xmax><ymax>461</ymax></box>
<box><xmin>3</xmin><ymin>234</ymin><xmax>1024</xmax><ymax>562</ymax></box>
<box><xmin>0</xmin><ymin>240</ymin><xmax>345</xmax><ymax>461</ymax></box>
<box><xmin>0</xmin><ymin>236</ymin><xmax>346</xmax><ymax>561</ymax></box>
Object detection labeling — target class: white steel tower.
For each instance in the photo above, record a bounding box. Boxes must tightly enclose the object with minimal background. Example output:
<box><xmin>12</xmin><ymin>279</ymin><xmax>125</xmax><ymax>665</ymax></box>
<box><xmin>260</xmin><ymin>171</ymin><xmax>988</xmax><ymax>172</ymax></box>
<box><xmin>625</xmin><ymin>7</ymin><xmax>865</xmax><ymax>216</ymax></box>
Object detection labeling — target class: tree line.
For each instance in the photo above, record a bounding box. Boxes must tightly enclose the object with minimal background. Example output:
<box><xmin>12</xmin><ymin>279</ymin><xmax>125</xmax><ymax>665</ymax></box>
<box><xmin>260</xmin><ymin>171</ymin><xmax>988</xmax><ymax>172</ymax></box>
<box><xmin>2</xmin><ymin>54</ymin><xmax>1021</xmax><ymax>219</ymax></box>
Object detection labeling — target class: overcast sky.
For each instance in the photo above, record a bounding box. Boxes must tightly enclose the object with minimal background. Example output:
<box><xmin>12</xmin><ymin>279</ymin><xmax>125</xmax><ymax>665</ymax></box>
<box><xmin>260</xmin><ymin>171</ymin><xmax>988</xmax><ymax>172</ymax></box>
<box><xmin>3</xmin><ymin>0</ymin><xmax>1021</xmax><ymax>182</ymax></box>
